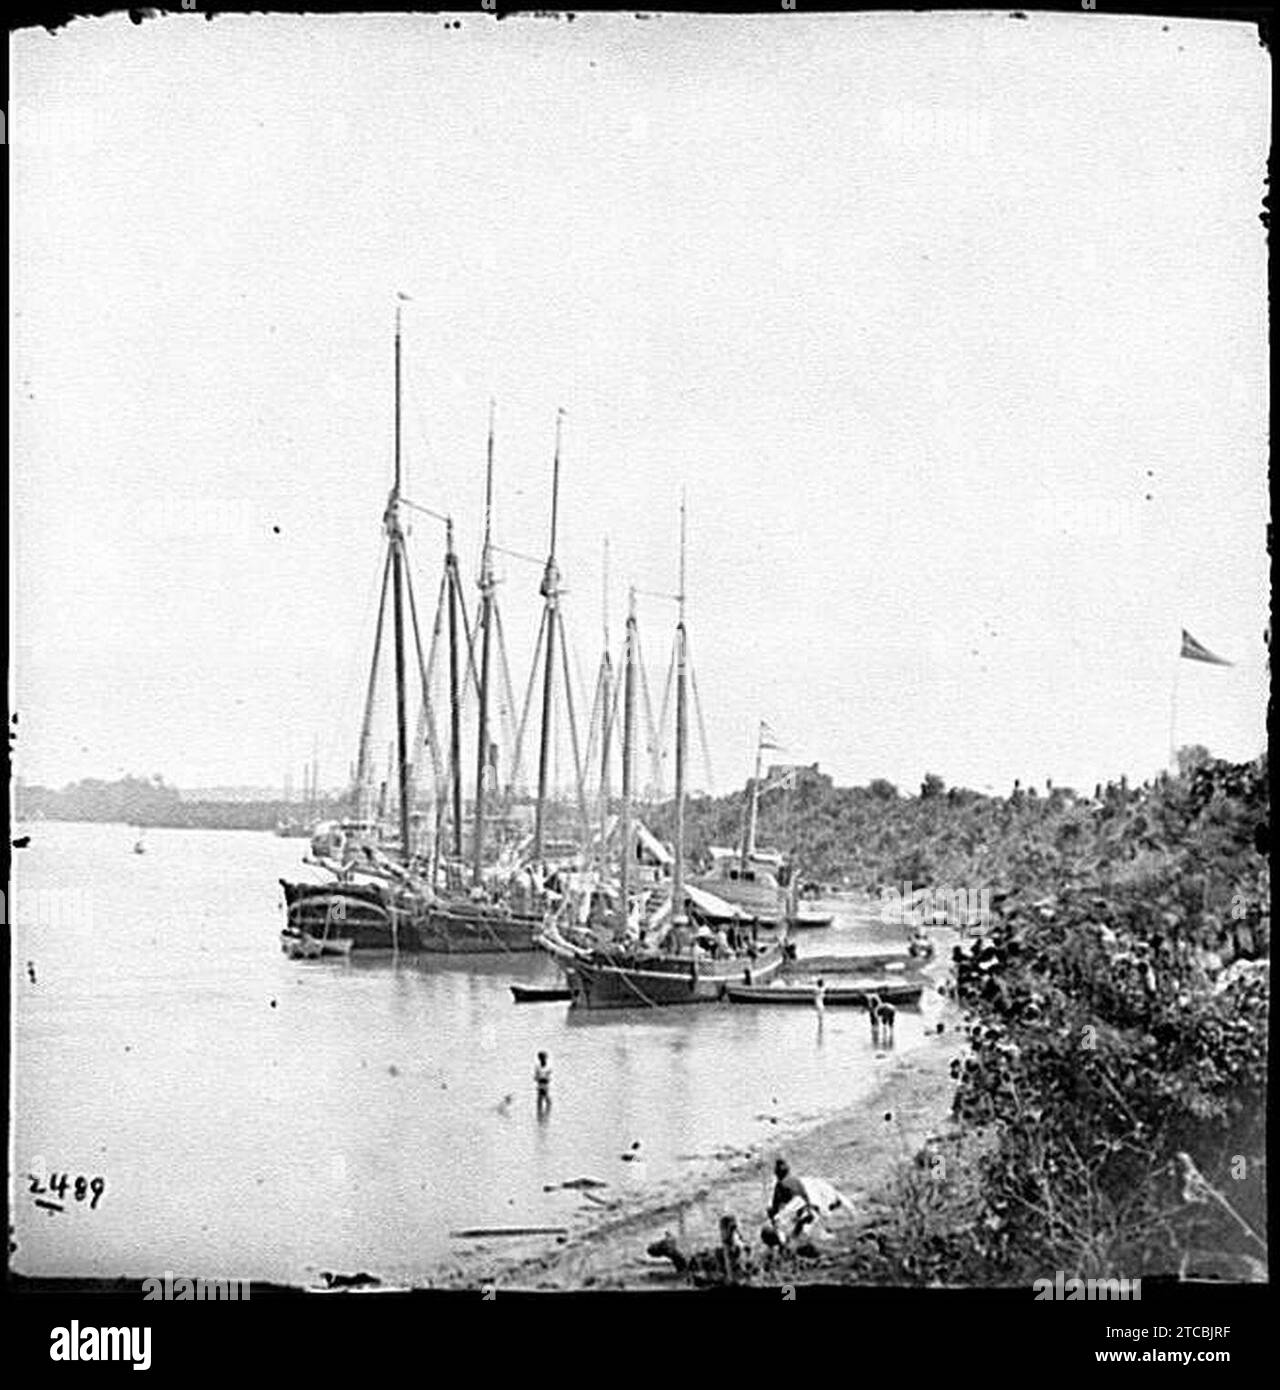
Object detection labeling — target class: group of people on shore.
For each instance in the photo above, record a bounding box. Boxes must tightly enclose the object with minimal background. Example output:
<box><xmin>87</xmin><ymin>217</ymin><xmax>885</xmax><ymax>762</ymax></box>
<box><xmin>647</xmin><ymin>1157</ymin><xmax>852</xmax><ymax>1286</ymax></box>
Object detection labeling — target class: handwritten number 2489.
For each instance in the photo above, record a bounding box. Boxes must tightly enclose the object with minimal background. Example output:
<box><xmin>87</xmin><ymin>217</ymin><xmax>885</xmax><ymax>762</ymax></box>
<box><xmin>28</xmin><ymin>1172</ymin><xmax>105</xmax><ymax>1208</ymax></box>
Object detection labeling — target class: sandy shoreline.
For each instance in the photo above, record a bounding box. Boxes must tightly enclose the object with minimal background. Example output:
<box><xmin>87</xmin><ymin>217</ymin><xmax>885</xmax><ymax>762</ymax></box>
<box><xmin>423</xmin><ymin>999</ymin><xmax>965</xmax><ymax>1291</ymax></box>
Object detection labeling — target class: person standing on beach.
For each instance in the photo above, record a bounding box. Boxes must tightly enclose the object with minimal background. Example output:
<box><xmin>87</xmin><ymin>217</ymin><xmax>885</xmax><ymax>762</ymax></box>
<box><xmin>534</xmin><ymin>1051</ymin><xmax>552</xmax><ymax>1115</ymax></box>
<box><xmin>814</xmin><ymin>977</ymin><xmax>826</xmax><ymax>1014</ymax></box>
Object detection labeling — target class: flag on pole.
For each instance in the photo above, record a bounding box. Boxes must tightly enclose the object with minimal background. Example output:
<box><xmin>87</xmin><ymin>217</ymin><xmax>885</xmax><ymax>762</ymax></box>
<box><xmin>1180</xmin><ymin>630</ymin><xmax>1233</xmax><ymax>667</ymax></box>
<box><xmin>759</xmin><ymin>720</ymin><xmax>785</xmax><ymax>751</ymax></box>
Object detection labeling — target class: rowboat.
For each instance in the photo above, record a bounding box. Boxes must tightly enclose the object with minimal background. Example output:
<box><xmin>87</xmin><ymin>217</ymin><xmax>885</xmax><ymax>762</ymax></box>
<box><xmin>725</xmin><ymin>978</ymin><xmax>924</xmax><ymax>1007</ymax></box>
<box><xmin>509</xmin><ymin>984</ymin><xmax>574</xmax><ymax>1003</ymax></box>
<box><xmin>280</xmin><ymin>930</ymin><xmax>353</xmax><ymax>960</ymax></box>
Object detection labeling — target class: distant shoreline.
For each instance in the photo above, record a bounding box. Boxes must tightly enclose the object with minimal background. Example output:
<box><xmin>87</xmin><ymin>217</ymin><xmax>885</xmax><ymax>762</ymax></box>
<box><xmin>15</xmin><ymin>806</ymin><xmax>338</xmax><ymax>834</ymax></box>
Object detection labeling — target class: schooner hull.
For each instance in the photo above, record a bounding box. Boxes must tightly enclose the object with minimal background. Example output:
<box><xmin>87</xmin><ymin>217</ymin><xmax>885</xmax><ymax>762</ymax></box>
<box><xmin>280</xmin><ymin>879</ymin><xmax>416</xmax><ymax>951</ymax></box>
<box><xmin>556</xmin><ymin>944</ymin><xmax>785</xmax><ymax>1010</ymax></box>
<box><xmin>413</xmin><ymin>905</ymin><xmax>543</xmax><ymax>953</ymax></box>
<box><xmin>281</xmin><ymin>879</ymin><xmax>548</xmax><ymax>954</ymax></box>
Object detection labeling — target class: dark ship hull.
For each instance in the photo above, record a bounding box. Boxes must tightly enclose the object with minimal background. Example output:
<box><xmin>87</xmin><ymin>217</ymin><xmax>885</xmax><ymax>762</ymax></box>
<box><xmin>542</xmin><ymin>936</ymin><xmax>786</xmax><ymax>1010</ymax></box>
<box><xmin>279</xmin><ymin>879</ymin><xmax>413</xmax><ymax>951</ymax></box>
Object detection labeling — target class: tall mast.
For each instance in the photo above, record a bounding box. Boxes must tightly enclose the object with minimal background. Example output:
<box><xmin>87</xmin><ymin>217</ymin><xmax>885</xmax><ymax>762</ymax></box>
<box><xmin>472</xmin><ymin>399</ymin><xmax>496</xmax><ymax>886</ymax></box>
<box><xmin>390</xmin><ymin>296</ymin><xmax>413</xmax><ymax>862</ymax></box>
<box><xmin>445</xmin><ymin>517</ymin><xmax>464</xmax><ymax>860</ymax></box>
<box><xmin>533</xmin><ymin>408</ymin><xmax>564</xmax><ymax>867</ymax></box>
<box><xmin>618</xmin><ymin>585</ymin><xmax>637</xmax><ymax>936</ymax></box>
<box><xmin>672</xmin><ymin>495</ymin><xmax>688</xmax><ymax>933</ymax></box>
<box><xmin>354</xmin><ymin>550</ymin><xmax>392</xmax><ymax>817</ymax></box>
<box><xmin>742</xmin><ymin>722</ymin><xmax>763</xmax><ymax>869</ymax></box>
<box><xmin>598</xmin><ymin>537</ymin><xmax>613</xmax><ymax>855</ymax></box>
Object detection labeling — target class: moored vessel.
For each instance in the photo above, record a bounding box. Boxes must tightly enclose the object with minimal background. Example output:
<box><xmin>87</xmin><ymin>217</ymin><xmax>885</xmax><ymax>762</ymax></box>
<box><xmin>689</xmin><ymin>723</ymin><xmax>829</xmax><ymax>930</ymax></box>
<box><xmin>539</xmin><ymin>502</ymin><xmax>785</xmax><ymax>1008</ymax></box>
<box><xmin>725</xmin><ymin>977</ymin><xmax>924</xmax><ymax>1007</ymax></box>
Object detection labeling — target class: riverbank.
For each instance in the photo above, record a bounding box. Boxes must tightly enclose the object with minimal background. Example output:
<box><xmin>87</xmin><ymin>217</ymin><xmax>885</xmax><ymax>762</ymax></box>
<box><xmin>423</xmin><ymin>999</ymin><xmax>964</xmax><ymax>1291</ymax></box>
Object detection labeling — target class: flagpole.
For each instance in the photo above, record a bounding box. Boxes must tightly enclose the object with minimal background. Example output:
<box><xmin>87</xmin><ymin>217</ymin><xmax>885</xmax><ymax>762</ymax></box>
<box><xmin>1169</xmin><ymin>629</ymin><xmax>1182</xmax><ymax>774</ymax></box>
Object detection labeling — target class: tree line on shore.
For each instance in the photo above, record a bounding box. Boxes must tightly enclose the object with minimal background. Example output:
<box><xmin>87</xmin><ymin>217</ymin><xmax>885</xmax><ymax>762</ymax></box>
<box><xmin>652</xmin><ymin>750</ymin><xmax>1231</xmax><ymax>894</ymax></box>
<box><xmin>813</xmin><ymin>750</ymin><xmax>1266</xmax><ymax>1287</ymax></box>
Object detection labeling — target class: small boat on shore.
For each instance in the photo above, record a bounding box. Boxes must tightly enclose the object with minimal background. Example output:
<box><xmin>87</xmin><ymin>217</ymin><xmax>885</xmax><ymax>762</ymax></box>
<box><xmin>510</xmin><ymin>984</ymin><xmax>574</xmax><ymax>1003</ymax></box>
<box><xmin>280</xmin><ymin>930</ymin><xmax>354</xmax><ymax>960</ymax></box>
<box><xmin>725</xmin><ymin>978</ymin><xmax>924</xmax><ymax>1007</ymax></box>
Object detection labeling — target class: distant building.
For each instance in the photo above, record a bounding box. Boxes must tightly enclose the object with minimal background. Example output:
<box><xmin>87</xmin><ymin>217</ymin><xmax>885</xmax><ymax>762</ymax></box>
<box><xmin>765</xmin><ymin>762</ymin><xmax>832</xmax><ymax>791</ymax></box>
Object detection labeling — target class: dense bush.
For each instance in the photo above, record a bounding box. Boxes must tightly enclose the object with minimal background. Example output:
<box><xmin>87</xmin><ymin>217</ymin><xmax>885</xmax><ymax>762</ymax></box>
<box><xmin>947</xmin><ymin>754</ymin><xmax>1269</xmax><ymax>1283</ymax></box>
<box><xmin>662</xmin><ymin>753</ymin><xmax>1269</xmax><ymax>1284</ymax></box>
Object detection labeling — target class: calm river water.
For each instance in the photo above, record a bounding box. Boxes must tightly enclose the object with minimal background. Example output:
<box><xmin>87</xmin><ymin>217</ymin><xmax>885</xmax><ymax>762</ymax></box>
<box><xmin>11</xmin><ymin>823</ymin><xmax>934</xmax><ymax>1285</ymax></box>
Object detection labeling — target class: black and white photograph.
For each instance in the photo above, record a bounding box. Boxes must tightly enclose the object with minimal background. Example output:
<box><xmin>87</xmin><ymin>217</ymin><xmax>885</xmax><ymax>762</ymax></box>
<box><xmin>7</xmin><ymin>3</ymin><xmax>1270</xmax><ymax>1364</ymax></box>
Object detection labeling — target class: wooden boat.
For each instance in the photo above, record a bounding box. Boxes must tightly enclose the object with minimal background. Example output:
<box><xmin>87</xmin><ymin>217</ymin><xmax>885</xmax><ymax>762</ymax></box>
<box><xmin>539</xmin><ymin>510</ymin><xmax>788</xmax><ymax>1010</ymax></box>
<box><xmin>510</xmin><ymin>984</ymin><xmax>573</xmax><ymax>1003</ymax></box>
<box><xmin>416</xmin><ymin>899</ymin><xmax>543</xmax><ymax>953</ymax></box>
<box><xmin>690</xmin><ymin>847</ymin><xmax>797</xmax><ymax>927</ymax></box>
<box><xmin>282</xmin><ymin>931</ymin><xmax>323</xmax><ymax>960</ymax></box>
<box><xmin>687</xmin><ymin>725</ymin><xmax>824</xmax><ymax>931</ymax></box>
<box><xmin>726</xmin><ymin>978</ymin><xmax>924</xmax><ymax>1007</ymax></box>
<box><xmin>276</xmin><ymin>311</ymin><xmax>575</xmax><ymax>955</ymax></box>
<box><xmin>280</xmin><ymin>878</ymin><xmax>414</xmax><ymax>951</ymax></box>
<box><xmin>542</xmin><ymin>931</ymin><xmax>786</xmax><ymax>1009</ymax></box>
<box><xmin>280</xmin><ymin>930</ymin><xmax>353</xmax><ymax>960</ymax></box>
<box><xmin>412</xmin><ymin>410</ymin><xmax>586</xmax><ymax>951</ymax></box>
<box><xmin>282</xmin><ymin>868</ymin><xmax>544</xmax><ymax>953</ymax></box>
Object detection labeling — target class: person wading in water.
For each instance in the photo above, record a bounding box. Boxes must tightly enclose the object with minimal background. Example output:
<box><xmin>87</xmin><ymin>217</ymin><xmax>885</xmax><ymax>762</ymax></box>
<box><xmin>534</xmin><ymin>1051</ymin><xmax>552</xmax><ymax>1116</ymax></box>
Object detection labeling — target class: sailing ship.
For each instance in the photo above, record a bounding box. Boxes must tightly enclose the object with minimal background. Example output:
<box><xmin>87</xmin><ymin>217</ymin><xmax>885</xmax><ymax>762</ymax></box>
<box><xmin>538</xmin><ymin>504</ymin><xmax>786</xmax><ymax>1008</ymax></box>
<box><xmin>275</xmin><ymin>747</ymin><xmax>321</xmax><ymax>837</ymax></box>
<box><xmin>279</xmin><ymin>298</ymin><xmax>439</xmax><ymax>954</ymax></box>
<box><xmin>410</xmin><ymin>406</ymin><xmax>572</xmax><ymax>952</ymax></box>
<box><xmin>280</xmin><ymin>305</ymin><xmax>579</xmax><ymax>955</ymax></box>
<box><xmin>689</xmin><ymin>723</ymin><xmax>833</xmax><ymax>930</ymax></box>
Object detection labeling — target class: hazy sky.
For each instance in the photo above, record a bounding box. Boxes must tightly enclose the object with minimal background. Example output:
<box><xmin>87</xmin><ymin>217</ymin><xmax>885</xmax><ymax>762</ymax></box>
<box><xmin>11</xmin><ymin>11</ymin><xmax>1270</xmax><ymax>797</ymax></box>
